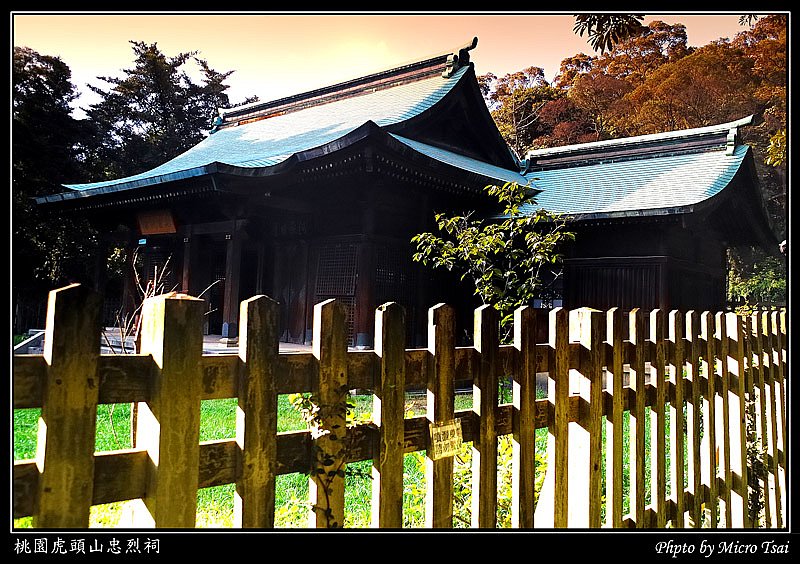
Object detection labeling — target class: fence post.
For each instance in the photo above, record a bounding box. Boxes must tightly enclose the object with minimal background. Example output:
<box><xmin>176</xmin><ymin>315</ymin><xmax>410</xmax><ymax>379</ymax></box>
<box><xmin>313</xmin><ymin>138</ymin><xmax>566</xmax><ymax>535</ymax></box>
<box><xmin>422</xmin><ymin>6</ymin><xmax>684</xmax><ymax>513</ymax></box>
<box><xmin>606</xmin><ymin>308</ymin><xmax>624</xmax><ymax>528</ymax></box>
<box><xmin>762</xmin><ymin>311</ymin><xmax>782</xmax><ymax>528</ymax></box>
<box><xmin>472</xmin><ymin>305</ymin><xmax>499</xmax><ymax>528</ymax></box>
<box><xmin>685</xmin><ymin>311</ymin><xmax>703</xmax><ymax>528</ymax></box>
<box><xmin>309</xmin><ymin>299</ymin><xmax>348</xmax><ymax>528</ymax></box>
<box><xmin>132</xmin><ymin>292</ymin><xmax>204</xmax><ymax>528</ymax></box>
<box><xmin>512</xmin><ymin>306</ymin><xmax>537</xmax><ymax>528</ymax></box>
<box><xmin>716</xmin><ymin>313</ymin><xmax>733</xmax><ymax>527</ymax></box>
<box><xmin>751</xmin><ymin>312</ymin><xmax>771</xmax><ymax>528</ymax></box>
<box><xmin>34</xmin><ymin>284</ymin><xmax>102</xmax><ymax>528</ymax></box>
<box><xmin>579</xmin><ymin>308</ymin><xmax>604</xmax><ymax>528</ymax></box>
<box><xmin>650</xmin><ymin>309</ymin><xmax>667</xmax><ymax>527</ymax></box>
<box><xmin>669</xmin><ymin>310</ymin><xmax>686</xmax><ymax>528</ymax></box>
<box><xmin>777</xmin><ymin>310</ymin><xmax>787</xmax><ymax>520</ymax></box>
<box><xmin>425</xmin><ymin>303</ymin><xmax>456</xmax><ymax>528</ymax></box>
<box><xmin>234</xmin><ymin>295</ymin><xmax>280</xmax><ymax>528</ymax></box>
<box><xmin>777</xmin><ymin>310</ymin><xmax>786</xmax><ymax>445</ymax></box>
<box><xmin>701</xmin><ymin>311</ymin><xmax>718</xmax><ymax>527</ymax></box>
<box><xmin>726</xmin><ymin>312</ymin><xmax>749</xmax><ymax>527</ymax></box>
<box><xmin>770</xmin><ymin>310</ymin><xmax>786</xmax><ymax>523</ymax></box>
<box><xmin>628</xmin><ymin>308</ymin><xmax>647</xmax><ymax>527</ymax></box>
<box><xmin>371</xmin><ymin>302</ymin><xmax>406</xmax><ymax>529</ymax></box>
<box><xmin>550</xmin><ymin>307</ymin><xmax>570</xmax><ymax>528</ymax></box>
<box><xmin>775</xmin><ymin>309</ymin><xmax>787</xmax><ymax>446</ymax></box>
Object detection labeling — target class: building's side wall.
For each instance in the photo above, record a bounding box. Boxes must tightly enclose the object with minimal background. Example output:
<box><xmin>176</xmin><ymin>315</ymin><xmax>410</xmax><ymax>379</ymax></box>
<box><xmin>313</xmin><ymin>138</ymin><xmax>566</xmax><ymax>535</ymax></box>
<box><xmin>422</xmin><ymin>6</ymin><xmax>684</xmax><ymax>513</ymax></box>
<box><xmin>563</xmin><ymin>218</ymin><xmax>727</xmax><ymax>312</ymax></box>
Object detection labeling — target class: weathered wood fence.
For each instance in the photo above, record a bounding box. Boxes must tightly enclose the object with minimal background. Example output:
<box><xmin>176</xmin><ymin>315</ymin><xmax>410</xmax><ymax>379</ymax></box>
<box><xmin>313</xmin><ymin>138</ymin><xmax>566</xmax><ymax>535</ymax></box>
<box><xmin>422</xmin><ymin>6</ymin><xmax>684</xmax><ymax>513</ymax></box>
<box><xmin>13</xmin><ymin>284</ymin><xmax>787</xmax><ymax>528</ymax></box>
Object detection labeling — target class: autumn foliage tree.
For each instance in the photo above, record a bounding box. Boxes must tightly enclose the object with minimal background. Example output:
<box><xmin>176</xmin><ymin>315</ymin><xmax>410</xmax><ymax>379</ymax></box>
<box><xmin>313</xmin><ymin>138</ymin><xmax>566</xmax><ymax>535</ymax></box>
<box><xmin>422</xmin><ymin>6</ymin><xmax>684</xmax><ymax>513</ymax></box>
<box><xmin>483</xmin><ymin>14</ymin><xmax>786</xmax><ymax>304</ymax></box>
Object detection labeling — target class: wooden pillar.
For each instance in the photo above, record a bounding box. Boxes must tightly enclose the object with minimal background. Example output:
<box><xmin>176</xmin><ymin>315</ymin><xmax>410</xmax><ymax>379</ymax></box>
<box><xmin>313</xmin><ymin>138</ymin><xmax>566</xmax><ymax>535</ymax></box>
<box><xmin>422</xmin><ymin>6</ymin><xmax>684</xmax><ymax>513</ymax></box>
<box><xmin>716</xmin><ymin>313</ymin><xmax>733</xmax><ymax>527</ymax></box>
<box><xmin>701</xmin><ymin>311</ymin><xmax>718</xmax><ymax>527</ymax></box>
<box><xmin>686</xmin><ymin>311</ymin><xmax>704</xmax><ymax>528</ymax></box>
<box><xmin>414</xmin><ymin>193</ymin><xmax>431</xmax><ymax>347</ymax></box>
<box><xmin>255</xmin><ymin>242</ymin><xmax>266</xmax><ymax>295</ymax></box>
<box><xmin>726</xmin><ymin>312</ymin><xmax>749</xmax><ymax>527</ymax></box>
<box><xmin>93</xmin><ymin>236</ymin><xmax>109</xmax><ymax>295</ymax></box>
<box><xmin>222</xmin><ymin>223</ymin><xmax>243</xmax><ymax>339</ymax></box>
<box><xmin>669</xmin><ymin>310</ymin><xmax>686</xmax><ymax>528</ymax></box>
<box><xmin>121</xmin><ymin>239</ymin><xmax>139</xmax><ymax>315</ymax></box>
<box><xmin>180</xmin><ymin>227</ymin><xmax>197</xmax><ymax>294</ymax></box>
<box><xmin>751</xmin><ymin>312</ymin><xmax>771</xmax><ymax>527</ymax></box>
<box><xmin>354</xmin><ymin>237</ymin><xmax>375</xmax><ymax>348</ymax></box>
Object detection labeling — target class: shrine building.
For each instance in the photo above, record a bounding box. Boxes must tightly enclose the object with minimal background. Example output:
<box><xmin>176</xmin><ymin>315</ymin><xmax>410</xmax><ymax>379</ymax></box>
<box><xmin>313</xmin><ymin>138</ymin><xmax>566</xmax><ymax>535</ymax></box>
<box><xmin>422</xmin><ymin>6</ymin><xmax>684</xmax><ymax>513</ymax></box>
<box><xmin>37</xmin><ymin>38</ymin><xmax>778</xmax><ymax>347</ymax></box>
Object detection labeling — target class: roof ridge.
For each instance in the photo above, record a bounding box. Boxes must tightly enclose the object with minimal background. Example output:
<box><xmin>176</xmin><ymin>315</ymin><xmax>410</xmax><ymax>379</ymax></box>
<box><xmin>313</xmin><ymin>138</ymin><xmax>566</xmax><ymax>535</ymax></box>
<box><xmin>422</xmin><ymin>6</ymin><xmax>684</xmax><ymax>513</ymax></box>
<box><xmin>215</xmin><ymin>37</ymin><xmax>478</xmax><ymax>130</ymax></box>
<box><xmin>525</xmin><ymin>115</ymin><xmax>753</xmax><ymax>160</ymax></box>
<box><xmin>524</xmin><ymin>116</ymin><xmax>753</xmax><ymax>171</ymax></box>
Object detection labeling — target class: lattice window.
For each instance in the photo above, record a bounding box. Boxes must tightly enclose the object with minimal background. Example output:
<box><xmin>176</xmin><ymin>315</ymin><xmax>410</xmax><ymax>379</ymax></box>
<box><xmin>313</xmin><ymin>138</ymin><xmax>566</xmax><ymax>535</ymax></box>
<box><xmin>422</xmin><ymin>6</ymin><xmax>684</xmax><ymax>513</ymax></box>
<box><xmin>374</xmin><ymin>244</ymin><xmax>416</xmax><ymax>308</ymax></box>
<box><xmin>315</xmin><ymin>243</ymin><xmax>358</xmax><ymax>296</ymax></box>
<box><xmin>315</xmin><ymin>243</ymin><xmax>359</xmax><ymax>346</ymax></box>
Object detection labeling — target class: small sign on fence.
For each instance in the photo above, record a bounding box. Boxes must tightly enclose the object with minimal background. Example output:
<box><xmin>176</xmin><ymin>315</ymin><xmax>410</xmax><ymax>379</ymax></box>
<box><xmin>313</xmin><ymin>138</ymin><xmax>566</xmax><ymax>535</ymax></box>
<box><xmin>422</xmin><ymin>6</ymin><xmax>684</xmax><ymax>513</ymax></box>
<box><xmin>429</xmin><ymin>419</ymin><xmax>463</xmax><ymax>460</ymax></box>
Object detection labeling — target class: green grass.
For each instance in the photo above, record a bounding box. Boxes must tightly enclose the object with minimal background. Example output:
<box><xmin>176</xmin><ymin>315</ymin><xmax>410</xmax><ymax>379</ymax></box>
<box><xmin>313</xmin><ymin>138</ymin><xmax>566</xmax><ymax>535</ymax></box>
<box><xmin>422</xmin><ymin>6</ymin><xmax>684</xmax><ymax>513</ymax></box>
<box><xmin>13</xmin><ymin>390</ymin><xmax>549</xmax><ymax>529</ymax></box>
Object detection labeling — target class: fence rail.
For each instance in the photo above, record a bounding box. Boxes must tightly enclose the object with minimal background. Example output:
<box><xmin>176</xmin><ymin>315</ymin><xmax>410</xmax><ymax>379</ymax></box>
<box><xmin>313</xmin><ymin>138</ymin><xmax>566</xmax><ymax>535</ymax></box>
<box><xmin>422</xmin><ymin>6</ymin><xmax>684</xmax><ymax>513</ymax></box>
<box><xmin>12</xmin><ymin>284</ymin><xmax>787</xmax><ymax>528</ymax></box>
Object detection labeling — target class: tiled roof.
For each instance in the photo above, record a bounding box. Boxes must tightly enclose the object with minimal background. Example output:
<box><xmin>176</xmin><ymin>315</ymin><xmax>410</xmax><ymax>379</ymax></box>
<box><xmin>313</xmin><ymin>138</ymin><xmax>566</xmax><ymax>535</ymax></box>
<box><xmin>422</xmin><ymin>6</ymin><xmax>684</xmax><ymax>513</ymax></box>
<box><xmin>522</xmin><ymin>144</ymin><xmax>750</xmax><ymax>218</ymax></box>
<box><xmin>390</xmin><ymin>134</ymin><xmax>528</xmax><ymax>186</ymax></box>
<box><xmin>60</xmin><ymin>66</ymin><xmax>471</xmax><ymax>194</ymax></box>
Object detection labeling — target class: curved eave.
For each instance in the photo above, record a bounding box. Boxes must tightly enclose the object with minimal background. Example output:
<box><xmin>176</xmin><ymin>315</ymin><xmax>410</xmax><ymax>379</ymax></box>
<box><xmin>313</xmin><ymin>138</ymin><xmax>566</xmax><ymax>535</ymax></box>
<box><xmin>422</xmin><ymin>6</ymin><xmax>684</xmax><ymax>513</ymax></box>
<box><xmin>39</xmin><ymin>120</ymin><xmax>527</xmax><ymax>209</ymax></box>
<box><xmin>36</xmin><ymin>165</ymin><xmax>220</xmax><ymax>205</ymax></box>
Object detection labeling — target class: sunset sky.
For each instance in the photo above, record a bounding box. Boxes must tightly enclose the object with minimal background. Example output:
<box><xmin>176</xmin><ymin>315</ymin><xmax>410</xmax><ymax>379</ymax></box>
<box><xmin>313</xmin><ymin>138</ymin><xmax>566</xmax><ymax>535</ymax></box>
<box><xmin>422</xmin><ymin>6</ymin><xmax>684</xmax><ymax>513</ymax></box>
<box><xmin>12</xmin><ymin>12</ymin><xmax>760</xmax><ymax>116</ymax></box>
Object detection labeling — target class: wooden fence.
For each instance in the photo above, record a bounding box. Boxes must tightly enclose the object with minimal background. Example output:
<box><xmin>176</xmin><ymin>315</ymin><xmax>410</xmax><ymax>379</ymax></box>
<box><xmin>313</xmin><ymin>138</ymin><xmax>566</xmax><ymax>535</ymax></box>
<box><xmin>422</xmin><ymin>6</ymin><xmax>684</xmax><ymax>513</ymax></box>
<box><xmin>12</xmin><ymin>284</ymin><xmax>787</xmax><ymax>528</ymax></box>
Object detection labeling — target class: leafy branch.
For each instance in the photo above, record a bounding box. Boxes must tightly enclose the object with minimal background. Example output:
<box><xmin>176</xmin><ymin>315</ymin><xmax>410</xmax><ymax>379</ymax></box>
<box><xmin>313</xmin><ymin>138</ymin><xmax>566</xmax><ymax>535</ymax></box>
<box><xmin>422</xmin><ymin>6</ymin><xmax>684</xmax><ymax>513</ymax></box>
<box><xmin>412</xmin><ymin>181</ymin><xmax>574</xmax><ymax>342</ymax></box>
<box><xmin>289</xmin><ymin>387</ymin><xmax>372</xmax><ymax>528</ymax></box>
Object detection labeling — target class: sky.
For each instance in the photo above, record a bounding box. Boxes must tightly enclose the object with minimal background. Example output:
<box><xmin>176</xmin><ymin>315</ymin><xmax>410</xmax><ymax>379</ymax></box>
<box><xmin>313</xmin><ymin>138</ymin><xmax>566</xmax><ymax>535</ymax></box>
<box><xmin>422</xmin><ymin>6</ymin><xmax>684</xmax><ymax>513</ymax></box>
<box><xmin>12</xmin><ymin>12</ymin><xmax>760</xmax><ymax>117</ymax></box>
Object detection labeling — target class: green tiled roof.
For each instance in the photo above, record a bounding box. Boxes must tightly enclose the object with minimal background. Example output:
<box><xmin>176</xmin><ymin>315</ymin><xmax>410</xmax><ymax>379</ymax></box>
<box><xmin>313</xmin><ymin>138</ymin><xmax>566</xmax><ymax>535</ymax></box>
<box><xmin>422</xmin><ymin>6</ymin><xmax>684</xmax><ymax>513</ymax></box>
<box><xmin>59</xmin><ymin>66</ymin><xmax>472</xmax><ymax>195</ymax></box>
<box><xmin>523</xmin><ymin>144</ymin><xmax>750</xmax><ymax>218</ymax></box>
<box><xmin>390</xmin><ymin>134</ymin><xmax>527</xmax><ymax>186</ymax></box>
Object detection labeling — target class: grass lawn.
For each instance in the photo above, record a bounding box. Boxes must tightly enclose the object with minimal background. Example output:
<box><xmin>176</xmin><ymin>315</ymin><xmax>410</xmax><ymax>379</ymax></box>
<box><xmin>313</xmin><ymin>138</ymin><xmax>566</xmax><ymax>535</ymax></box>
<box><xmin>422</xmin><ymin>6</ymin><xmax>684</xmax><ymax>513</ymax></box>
<box><xmin>18</xmin><ymin>392</ymin><xmax>540</xmax><ymax>528</ymax></box>
<box><xmin>15</xmin><ymin>380</ymin><xmax>697</xmax><ymax>528</ymax></box>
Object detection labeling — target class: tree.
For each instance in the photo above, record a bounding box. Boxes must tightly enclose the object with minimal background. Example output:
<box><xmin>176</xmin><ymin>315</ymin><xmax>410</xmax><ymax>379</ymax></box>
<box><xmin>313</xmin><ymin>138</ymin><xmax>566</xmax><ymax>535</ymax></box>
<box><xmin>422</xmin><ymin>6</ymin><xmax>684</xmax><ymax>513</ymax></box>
<box><xmin>573</xmin><ymin>14</ymin><xmax>646</xmax><ymax>53</ymax></box>
<box><xmin>12</xmin><ymin>47</ymin><xmax>98</xmax><ymax>323</ymax></box>
<box><xmin>530</xmin><ymin>97</ymin><xmax>597</xmax><ymax>147</ymax></box>
<box><xmin>83</xmin><ymin>40</ymin><xmax>256</xmax><ymax>180</ymax></box>
<box><xmin>612</xmin><ymin>41</ymin><xmax>758</xmax><ymax>135</ymax></box>
<box><xmin>553</xmin><ymin>53</ymin><xmax>595</xmax><ymax>89</ymax></box>
<box><xmin>480</xmin><ymin>68</ymin><xmax>563</xmax><ymax>156</ymax></box>
<box><xmin>590</xmin><ymin>20</ymin><xmax>692</xmax><ymax>86</ymax></box>
<box><xmin>566</xmin><ymin>73</ymin><xmax>632</xmax><ymax>140</ymax></box>
<box><xmin>411</xmin><ymin>182</ymin><xmax>574</xmax><ymax>341</ymax></box>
